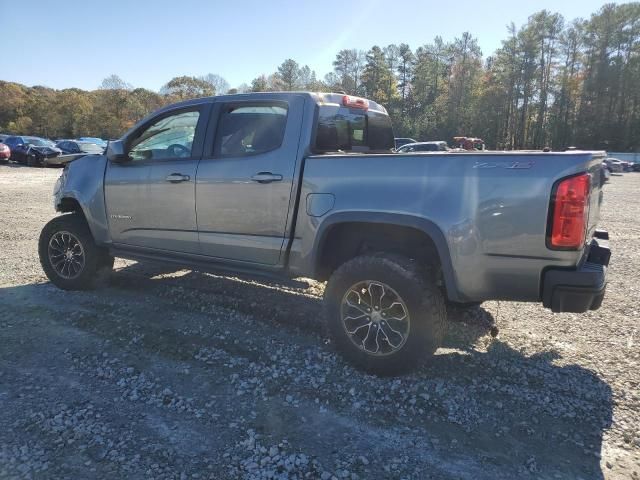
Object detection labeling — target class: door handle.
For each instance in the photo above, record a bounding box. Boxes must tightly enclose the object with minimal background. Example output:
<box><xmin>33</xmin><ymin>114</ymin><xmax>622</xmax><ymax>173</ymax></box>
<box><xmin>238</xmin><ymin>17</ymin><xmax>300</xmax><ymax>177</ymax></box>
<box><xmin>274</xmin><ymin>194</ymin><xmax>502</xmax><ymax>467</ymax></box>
<box><xmin>251</xmin><ymin>172</ymin><xmax>283</xmax><ymax>184</ymax></box>
<box><xmin>165</xmin><ymin>173</ymin><xmax>190</xmax><ymax>183</ymax></box>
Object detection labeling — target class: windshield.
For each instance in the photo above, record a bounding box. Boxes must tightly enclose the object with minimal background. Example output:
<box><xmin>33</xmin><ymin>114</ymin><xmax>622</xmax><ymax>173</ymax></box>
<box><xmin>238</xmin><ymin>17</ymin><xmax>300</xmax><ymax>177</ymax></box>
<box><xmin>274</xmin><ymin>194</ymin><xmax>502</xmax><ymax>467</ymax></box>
<box><xmin>80</xmin><ymin>137</ymin><xmax>106</xmax><ymax>145</ymax></box>
<box><xmin>77</xmin><ymin>142</ymin><xmax>104</xmax><ymax>153</ymax></box>
<box><xmin>25</xmin><ymin>137</ymin><xmax>55</xmax><ymax>147</ymax></box>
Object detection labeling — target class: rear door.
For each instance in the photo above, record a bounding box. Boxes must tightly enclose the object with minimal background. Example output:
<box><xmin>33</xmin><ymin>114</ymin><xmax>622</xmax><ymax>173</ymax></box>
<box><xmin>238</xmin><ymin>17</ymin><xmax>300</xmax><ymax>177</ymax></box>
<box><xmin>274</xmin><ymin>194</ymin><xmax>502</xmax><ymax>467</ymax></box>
<box><xmin>105</xmin><ymin>104</ymin><xmax>209</xmax><ymax>253</ymax></box>
<box><xmin>195</xmin><ymin>96</ymin><xmax>305</xmax><ymax>264</ymax></box>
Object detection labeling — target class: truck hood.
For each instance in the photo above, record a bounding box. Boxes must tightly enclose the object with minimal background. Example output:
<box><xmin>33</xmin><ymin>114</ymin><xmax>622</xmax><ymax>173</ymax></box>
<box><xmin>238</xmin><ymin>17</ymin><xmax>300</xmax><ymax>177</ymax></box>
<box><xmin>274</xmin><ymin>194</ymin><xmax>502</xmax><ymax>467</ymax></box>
<box><xmin>30</xmin><ymin>145</ymin><xmax>61</xmax><ymax>156</ymax></box>
<box><xmin>59</xmin><ymin>153</ymin><xmax>103</xmax><ymax>166</ymax></box>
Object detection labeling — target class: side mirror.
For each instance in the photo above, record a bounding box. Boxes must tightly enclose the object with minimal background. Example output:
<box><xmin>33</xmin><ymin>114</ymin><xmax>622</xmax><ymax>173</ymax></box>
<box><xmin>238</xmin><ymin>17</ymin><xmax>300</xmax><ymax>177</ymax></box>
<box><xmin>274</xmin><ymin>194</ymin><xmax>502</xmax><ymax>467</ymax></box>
<box><xmin>106</xmin><ymin>140</ymin><xmax>129</xmax><ymax>163</ymax></box>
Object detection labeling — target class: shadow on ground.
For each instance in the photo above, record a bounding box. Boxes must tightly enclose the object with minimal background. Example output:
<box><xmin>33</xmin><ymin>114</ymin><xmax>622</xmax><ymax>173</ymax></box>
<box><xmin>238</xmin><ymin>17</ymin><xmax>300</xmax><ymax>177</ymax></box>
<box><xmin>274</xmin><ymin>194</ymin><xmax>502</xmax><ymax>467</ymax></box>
<box><xmin>0</xmin><ymin>264</ymin><xmax>613</xmax><ymax>479</ymax></box>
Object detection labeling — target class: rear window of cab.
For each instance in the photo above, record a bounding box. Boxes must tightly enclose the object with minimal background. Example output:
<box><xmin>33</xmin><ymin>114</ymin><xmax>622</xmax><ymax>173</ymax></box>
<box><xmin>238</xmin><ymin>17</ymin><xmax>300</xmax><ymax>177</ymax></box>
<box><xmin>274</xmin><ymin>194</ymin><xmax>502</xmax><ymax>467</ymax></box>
<box><xmin>314</xmin><ymin>106</ymin><xmax>394</xmax><ymax>153</ymax></box>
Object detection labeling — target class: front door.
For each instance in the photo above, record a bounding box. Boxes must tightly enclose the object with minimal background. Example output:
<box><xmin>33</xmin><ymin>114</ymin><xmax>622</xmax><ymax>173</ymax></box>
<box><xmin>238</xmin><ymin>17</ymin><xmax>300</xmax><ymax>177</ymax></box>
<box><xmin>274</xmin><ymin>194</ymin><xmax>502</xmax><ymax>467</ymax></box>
<box><xmin>105</xmin><ymin>106</ymin><xmax>207</xmax><ymax>254</ymax></box>
<box><xmin>196</xmin><ymin>97</ymin><xmax>305</xmax><ymax>264</ymax></box>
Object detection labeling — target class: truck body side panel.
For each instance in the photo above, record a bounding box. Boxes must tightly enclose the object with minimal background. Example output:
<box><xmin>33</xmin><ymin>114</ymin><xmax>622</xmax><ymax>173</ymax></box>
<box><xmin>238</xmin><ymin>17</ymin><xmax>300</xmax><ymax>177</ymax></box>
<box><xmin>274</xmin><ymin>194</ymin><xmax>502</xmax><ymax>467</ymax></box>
<box><xmin>288</xmin><ymin>151</ymin><xmax>604</xmax><ymax>303</ymax></box>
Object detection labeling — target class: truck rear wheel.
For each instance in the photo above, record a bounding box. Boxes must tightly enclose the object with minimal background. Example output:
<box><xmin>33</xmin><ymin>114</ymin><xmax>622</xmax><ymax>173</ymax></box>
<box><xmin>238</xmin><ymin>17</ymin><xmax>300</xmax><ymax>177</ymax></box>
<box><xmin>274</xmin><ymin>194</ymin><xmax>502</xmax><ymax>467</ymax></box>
<box><xmin>324</xmin><ymin>253</ymin><xmax>446</xmax><ymax>375</ymax></box>
<box><xmin>39</xmin><ymin>214</ymin><xmax>113</xmax><ymax>290</ymax></box>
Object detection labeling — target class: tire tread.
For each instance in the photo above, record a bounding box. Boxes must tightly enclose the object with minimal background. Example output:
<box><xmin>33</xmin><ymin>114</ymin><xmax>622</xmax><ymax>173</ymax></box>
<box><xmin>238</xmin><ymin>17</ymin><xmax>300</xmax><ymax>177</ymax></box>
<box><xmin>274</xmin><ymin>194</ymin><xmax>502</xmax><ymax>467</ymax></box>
<box><xmin>324</xmin><ymin>253</ymin><xmax>446</xmax><ymax>375</ymax></box>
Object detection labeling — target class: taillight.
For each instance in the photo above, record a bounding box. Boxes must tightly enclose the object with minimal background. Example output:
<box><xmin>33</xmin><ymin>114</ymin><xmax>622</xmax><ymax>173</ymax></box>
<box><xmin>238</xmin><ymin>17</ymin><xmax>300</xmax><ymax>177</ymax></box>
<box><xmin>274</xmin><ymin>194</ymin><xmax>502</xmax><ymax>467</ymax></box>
<box><xmin>548</xmin><ymin>173</ymin><xmax>591</xmax><ymax>249</ymax></box>
<box><xmin>342</xmin><ymin>95</ymin><xmax>368</xmax><ymax>110</ymax></box>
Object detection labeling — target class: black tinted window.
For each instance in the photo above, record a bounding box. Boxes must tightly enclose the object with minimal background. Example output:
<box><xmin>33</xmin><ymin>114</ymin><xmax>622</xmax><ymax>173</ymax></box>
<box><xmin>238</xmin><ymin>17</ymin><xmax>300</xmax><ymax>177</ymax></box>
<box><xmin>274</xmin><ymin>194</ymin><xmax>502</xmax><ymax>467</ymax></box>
<box><xmin>315</xmin><ymin>106</ymin><xmax>393</xmax><ymax>153</ymax></box>
<box><xmin>417</xmin><ymin>144</ymin><xmax>438</xmax><ymax>152</ymax></box>
<box><xmin>215</xmin><ymin>104</ymin><xmax>288</xmax><ymax>157</ymax></box>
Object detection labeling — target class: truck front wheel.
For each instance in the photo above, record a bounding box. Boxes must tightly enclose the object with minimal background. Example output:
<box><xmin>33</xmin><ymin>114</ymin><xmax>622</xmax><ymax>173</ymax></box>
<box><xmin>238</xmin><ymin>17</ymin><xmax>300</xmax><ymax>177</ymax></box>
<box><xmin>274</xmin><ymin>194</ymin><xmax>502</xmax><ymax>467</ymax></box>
<box><xmin>324</xmin><ymin>253</ymin><xmax>446</xmax><ymax>375</ymax></box>
<box><xmin>38</xmin><ymin>214</ymin><xmax>113</xmax><ymax>290</ymax></box>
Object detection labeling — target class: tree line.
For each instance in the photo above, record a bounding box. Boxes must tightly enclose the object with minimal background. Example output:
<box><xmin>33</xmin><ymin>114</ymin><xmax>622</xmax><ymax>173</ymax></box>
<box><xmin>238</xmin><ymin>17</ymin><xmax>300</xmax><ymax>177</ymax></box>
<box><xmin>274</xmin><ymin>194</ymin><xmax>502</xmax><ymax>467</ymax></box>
<box><xmin>0</xmin><ymin>3</ymin><xmax>638</xmax><ymax>151</ymax></box>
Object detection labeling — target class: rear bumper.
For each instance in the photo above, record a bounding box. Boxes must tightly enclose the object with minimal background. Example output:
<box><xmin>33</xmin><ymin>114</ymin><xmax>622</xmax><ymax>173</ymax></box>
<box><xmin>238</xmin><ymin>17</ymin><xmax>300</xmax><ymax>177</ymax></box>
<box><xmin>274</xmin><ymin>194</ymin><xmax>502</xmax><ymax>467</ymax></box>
<box><xmin>542</xmin><ymin>233</ymin><xmax>610</xmax><ymax>313</ymax></box>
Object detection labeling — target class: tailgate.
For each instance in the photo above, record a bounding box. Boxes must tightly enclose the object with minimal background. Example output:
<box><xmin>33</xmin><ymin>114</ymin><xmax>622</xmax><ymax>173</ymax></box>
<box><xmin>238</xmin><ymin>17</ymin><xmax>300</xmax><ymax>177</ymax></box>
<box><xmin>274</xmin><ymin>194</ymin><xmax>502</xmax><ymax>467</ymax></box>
<box><xmin>586</xmin><ymin>151</ymin><xmax>606</xmax><ymax>240</ymax></box>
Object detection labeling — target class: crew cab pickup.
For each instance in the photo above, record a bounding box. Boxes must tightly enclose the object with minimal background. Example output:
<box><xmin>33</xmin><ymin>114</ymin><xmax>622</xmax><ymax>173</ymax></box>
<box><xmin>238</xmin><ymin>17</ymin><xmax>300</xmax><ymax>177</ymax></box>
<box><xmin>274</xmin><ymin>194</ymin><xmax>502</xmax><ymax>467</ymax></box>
<box><xmin>39</xmin><ymin>92</ymin><xmax>610</xmax><ymax>374</ymax></box>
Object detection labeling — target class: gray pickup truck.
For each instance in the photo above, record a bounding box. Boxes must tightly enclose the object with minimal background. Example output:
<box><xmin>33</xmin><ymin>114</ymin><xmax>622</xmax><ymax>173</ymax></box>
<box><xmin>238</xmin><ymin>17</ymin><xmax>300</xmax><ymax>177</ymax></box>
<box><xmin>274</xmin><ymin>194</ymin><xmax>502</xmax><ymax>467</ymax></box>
<box><xmin>39</xmin><ymin>92</ymin><xmax>611</xmax><ymax>374</ymax></box>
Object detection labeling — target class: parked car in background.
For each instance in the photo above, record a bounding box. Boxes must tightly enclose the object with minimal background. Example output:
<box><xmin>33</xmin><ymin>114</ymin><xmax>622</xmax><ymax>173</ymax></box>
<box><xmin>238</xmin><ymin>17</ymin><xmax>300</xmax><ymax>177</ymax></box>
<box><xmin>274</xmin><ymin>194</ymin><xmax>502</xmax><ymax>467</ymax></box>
<box><xmin>605</xmin><ymin>157</ymin><xmax>631</xmax><ymax>171</ymax></box>
<box><xmin>619</xmin><ymin>160</ymin><xmax>633</xmax><ymax>172</ymax></box>
<box><xmin>50</xmin><ymin>140</ymin><xmax>105</xmax><ymax>166</ymax></box>
<box><xmin>4</xmin><ymin>136</ymin><xmax>62</xmax><ymax>167</ymax></box>
<box><xmin>78</xmin><ymin>137</ymin><xmax>107</xmax><ymax>148</ymax></box>
<box><xmin>396</xmin><ymin>141</ymin><xmax>449</xmax><ymax>153</ymax></box>
<box><xmin>604</xmin><ymin>158</ymin><xmax>624</xmax><ymax>173</ymax></box>
<box><xmin>0</xmin><ymin>142</ymin><xmax>10</xmax><ymax>162</ymax></box>
<box><xmin>453</xmin><ymin>136</ymin><xmax>486</xmax><ymax>150</ymax></box>
<box><xmin>0</xmin><ymin>134</ymin><xmax>9</xmax><ymax>143</ymax></box>
<box><xmin>56</xmin><ymin>140</ymin><xmax>105</xmax><ymax>155</ymax></box>
<box><xmin>394</xmin><ymin>137</ymin><xmax>417</xmax><ymax>150</ymax></box>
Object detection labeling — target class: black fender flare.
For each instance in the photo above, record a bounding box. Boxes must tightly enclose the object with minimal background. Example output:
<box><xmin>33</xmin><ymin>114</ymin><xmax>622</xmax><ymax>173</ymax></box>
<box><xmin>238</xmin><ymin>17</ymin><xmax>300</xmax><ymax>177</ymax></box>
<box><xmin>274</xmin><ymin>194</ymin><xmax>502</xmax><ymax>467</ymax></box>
<box><xmin>312</xmin><ymin>211</ymin><xmax>462</xmax><ymax>302</ymax></box>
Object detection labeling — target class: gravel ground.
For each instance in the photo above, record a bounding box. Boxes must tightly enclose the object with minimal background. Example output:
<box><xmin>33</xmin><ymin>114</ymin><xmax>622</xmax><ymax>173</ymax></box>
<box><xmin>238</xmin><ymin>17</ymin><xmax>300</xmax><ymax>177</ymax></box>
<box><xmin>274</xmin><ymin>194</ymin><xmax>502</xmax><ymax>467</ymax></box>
<box><xmin>0</xmin><ymin>163</ymin><xmax>638</xmax><ymax>480</ymax></box>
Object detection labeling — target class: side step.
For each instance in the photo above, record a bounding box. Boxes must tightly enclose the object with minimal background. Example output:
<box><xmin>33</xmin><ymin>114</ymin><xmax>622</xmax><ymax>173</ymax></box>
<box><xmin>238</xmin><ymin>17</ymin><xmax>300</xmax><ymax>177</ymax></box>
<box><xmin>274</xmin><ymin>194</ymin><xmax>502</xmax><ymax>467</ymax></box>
<box><xmin>109</xmin><ymin>246</ymin><xmax>309</xmax><ymax>289</ymax></box>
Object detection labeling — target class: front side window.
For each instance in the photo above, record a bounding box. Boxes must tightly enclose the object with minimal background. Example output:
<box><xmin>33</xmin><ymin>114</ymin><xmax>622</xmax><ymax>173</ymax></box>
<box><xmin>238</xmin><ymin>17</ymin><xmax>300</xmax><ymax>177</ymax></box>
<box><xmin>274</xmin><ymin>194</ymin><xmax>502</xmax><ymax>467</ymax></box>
<box><xmin>214</xmin><ymin>104</ymin><xmax>288</xmax><ymax>157</ymax></box>
<box><xmin>129</xmin><ymin>110</ymin><xmax>200</xmax><ymax>161</ymax></box>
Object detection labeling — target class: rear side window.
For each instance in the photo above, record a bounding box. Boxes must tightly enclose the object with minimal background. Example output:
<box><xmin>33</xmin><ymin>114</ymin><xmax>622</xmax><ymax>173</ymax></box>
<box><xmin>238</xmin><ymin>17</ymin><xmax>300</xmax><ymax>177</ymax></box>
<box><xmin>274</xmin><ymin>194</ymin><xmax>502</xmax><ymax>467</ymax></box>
<box><xmin>214</xmin><ymin>103</ymin><xmax>288</xmax><ymax>157</ymax></box>
<box><xmin>417</xmin><ymin>144</ymin><xmax>438</xmax><ymax>152</ymax></box>
<box><xmin>314</xmin><ymin>106</ymin><xmax>394</xmax><ymax>153</ymax></box>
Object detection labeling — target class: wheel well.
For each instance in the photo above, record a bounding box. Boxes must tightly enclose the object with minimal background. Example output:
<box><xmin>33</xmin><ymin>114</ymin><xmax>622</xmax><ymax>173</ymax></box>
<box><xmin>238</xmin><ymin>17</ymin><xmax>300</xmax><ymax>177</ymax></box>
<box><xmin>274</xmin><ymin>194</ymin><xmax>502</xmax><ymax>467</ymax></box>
<box><xmin>58</xmin><ymin>197</ymin><xmax>83</xmax><ymax>215</ymax></box>
<box><xmin>316</xmin><ymin>222</ymin><xmax>442</xmax><ymax>281</ymax></box>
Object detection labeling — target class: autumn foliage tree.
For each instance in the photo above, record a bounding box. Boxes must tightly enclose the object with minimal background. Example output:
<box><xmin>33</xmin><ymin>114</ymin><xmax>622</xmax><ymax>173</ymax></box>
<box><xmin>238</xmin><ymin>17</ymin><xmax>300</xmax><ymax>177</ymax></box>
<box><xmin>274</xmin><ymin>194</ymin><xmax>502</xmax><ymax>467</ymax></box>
<box><xmin>0</xmin><ymin>4</ymin><xmax>638</xmax><ymax>151</ymax></box>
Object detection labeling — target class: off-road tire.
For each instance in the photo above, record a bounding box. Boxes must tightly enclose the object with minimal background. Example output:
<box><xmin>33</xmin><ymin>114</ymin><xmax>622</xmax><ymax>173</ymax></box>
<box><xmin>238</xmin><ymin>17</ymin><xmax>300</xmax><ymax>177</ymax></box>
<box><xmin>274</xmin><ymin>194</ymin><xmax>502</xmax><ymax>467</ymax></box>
<box><xmin>39</xmin><ymin>213</ymin><xmax>113</xmax><ymax>290</ymax></box>
<box><xmin>447</xmin><ymin>300</ymin><xmax>482</xmax><ymax>310</ymax></box>
<box><xmin>324</xmin><ymin>253</ymin><xmax>446</xmax><ymax>375</ymax></box>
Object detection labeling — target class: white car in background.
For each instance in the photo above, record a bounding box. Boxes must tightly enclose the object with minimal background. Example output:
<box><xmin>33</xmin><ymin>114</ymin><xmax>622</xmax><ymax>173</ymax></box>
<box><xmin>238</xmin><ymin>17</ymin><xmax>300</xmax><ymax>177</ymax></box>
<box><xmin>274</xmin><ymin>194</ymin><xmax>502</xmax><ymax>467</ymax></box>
<box><xmin>604</xmin><ymin>158</ymin><xmax>624</xmax><ymax>173</ymax></box>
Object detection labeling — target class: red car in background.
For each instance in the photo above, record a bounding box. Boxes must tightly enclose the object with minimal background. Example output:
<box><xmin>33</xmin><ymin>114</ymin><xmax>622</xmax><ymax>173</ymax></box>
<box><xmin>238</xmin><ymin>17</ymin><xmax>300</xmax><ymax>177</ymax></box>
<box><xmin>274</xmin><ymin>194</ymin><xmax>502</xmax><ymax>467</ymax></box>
<box><xmin>0</xmin><ymin>142</ymin><xmax>10</xmax><ymax>162</ymax></box>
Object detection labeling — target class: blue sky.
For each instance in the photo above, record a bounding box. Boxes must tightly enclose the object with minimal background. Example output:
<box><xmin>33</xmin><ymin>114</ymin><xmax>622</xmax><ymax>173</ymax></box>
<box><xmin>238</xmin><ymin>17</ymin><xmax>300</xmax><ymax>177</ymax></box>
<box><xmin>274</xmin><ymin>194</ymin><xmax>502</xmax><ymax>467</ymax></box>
<box><xmin>4</xmin><ymin>0</ymin><xmax>623</xmax><ymax>92</ymax></box>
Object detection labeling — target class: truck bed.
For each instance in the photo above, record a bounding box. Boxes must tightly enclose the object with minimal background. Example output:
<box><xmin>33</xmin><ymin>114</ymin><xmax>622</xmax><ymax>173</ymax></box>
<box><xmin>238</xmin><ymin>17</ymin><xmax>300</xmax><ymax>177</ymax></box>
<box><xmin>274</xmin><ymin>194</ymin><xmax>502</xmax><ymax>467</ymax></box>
<box><xmin>290</xmin><ymin>151</ymin><xmax>605</xmax><ymax>303</ymax></box>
